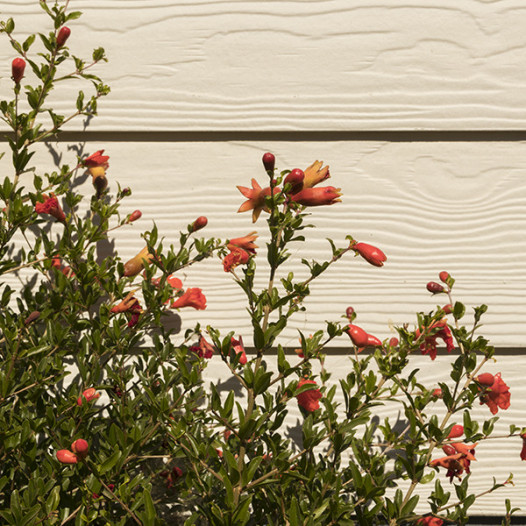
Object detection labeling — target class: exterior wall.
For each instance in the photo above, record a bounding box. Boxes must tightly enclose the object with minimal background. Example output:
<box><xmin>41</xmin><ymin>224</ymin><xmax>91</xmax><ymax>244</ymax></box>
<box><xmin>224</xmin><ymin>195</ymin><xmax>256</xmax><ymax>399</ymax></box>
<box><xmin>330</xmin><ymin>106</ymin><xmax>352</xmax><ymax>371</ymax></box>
<box><xmin>2</xmin><ymin>0</ymin><xmax>526</xmax><ymax>516</ymax></box>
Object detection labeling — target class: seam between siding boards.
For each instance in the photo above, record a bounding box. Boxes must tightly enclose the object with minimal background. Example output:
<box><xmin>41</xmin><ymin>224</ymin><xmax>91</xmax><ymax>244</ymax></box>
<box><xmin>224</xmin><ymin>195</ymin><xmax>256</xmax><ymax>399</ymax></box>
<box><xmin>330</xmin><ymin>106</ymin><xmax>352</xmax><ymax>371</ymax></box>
<box><xmin>4</xmin><ymin>130</ymin><xmax>526</xmax><ymax>142</ymax></box>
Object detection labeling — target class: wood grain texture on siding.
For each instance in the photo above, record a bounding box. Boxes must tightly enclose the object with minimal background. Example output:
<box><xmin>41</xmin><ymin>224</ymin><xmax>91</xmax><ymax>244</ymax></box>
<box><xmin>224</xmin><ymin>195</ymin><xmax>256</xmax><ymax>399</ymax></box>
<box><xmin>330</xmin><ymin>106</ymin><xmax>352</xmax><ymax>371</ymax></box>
<box><xmin>3</xmin><ymin>140</ymin><xmax>525</xmax><ymax>347</ymax></box>
<box><xmin>2</xmin><ymin>1</ymin><xmax>526</xmax><ymax>130</ymax></box>
<box><xmin>201</xmin><ymin>353</ymin><xmax>526</xmax><ymax>515</ymax></box>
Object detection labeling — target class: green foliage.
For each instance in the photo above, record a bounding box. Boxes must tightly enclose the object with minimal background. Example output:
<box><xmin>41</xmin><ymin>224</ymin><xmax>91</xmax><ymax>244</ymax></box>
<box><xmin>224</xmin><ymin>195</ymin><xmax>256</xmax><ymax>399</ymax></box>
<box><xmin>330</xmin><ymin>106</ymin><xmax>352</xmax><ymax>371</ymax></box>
<box><xmin>0</xmin><ymin>2</ymin><xmax>520</xmax><ymax>525</ymax></box>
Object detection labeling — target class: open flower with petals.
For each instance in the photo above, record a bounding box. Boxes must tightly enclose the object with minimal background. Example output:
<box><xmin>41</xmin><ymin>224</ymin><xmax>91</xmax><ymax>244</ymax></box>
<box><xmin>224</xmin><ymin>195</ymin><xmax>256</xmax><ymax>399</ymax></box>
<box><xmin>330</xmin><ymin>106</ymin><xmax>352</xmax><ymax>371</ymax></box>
<box><xmin>237</xmin><ymin>179</ymin><xmax>280</xmax><ymax>222</ymax></box>
<box><xmin>230</xmin><ymin>336</ymin><xmax>247</xmax><ymax>365</ymax></box>
<box><xmin>190</xmin><ymin>336</ymin><xmax>215</xmax><ymax>359</ymax></box>
<box><xmin>227</xmin><ymin>232</ymin><xmax>258</xmax><ymax>253</ymax></box>
<box><xmin>84</xmin><ymin>150</ymin><xmax>109</xmax><ymax>168</ymax></box>
<box><xmin>35</xmin><ymin>193</ymin><xmax>66</xmax><ymax>222</ymax></box>
<box><xmin>171</xmin><ymin>288</ymin><xmax>206</xmax><ymax>310</ymax></box>
<box><xmin>415</xmin><ymin>319</ymin><xmax>455</xmax><ymax>360</ymax></box>
<box><xmin>223</xmin><ymin>246</ymin><xmax>250</xmax><ymax>272</ymax></box>
<box><xmin>302</xmin><ymin>160</ymin><xmax>330</xmax><ymax>189</ymax></box>
<box><xmin>478</xmin><ymin>372</ymin><xmax>511</xmax><ymax>415</ymax></box>
<box><xmin>430</xmin><ymin>452</ymin><xmax>470</xmax><ymax>482</ymax></box>
<box><xmin>290</xmin><ymin>186</ymin><xmax>341</xmax><ymax>207</ymax></box>
<box><xmin>296</xmin><ymin>378</ymin><xmax>322</xmax><ymax>412</ymax></box>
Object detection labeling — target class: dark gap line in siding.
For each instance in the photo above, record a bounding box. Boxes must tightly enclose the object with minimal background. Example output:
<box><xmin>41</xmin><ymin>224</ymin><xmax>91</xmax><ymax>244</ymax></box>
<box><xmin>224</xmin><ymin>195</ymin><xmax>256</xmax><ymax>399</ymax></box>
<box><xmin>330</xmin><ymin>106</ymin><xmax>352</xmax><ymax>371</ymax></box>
<box><xmin>5</xmin><ymin>130</ymin><xmax>526</xmax><ymax>143</ymax></box>
<box><xmin>255</xmin><ymin>346</ymin><xmax>524</xmax><ymax>356</ymax></box>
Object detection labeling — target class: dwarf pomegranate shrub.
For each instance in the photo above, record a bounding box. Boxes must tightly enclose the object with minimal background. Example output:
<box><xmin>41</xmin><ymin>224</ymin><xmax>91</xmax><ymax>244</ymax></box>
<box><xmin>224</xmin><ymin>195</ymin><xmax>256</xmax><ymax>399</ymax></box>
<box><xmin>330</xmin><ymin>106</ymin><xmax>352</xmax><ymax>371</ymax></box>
<box><xmin>0</xmin><ymin>3</ymin><xmax>523</xmax><ymax>526</ymax></box>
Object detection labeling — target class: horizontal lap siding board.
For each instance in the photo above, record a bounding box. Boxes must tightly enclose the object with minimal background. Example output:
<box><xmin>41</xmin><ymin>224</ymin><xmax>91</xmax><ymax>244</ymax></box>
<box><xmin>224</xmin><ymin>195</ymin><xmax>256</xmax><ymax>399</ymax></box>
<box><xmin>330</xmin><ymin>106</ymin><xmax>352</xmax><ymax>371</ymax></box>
<box><xmin>201</xmin><ymin>353</ymin><xmax>526</xmax><ymax>515</ymax></box>
<box><xmin>1</xmin><ymin>1</ymin><xmax>526</xmax><ymax>130</ymax></box>
<box><xmin>5</xmin><ymin>140</ymin><xmax>526</xmax><ymax>347</ymax></box>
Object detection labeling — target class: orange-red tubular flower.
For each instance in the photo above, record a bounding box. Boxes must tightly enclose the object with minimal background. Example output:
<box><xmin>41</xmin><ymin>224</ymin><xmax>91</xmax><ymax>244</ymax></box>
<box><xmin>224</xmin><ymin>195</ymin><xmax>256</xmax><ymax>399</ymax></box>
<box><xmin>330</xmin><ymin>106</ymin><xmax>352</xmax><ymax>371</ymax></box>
<box><xmin>84</xmin><ymin>150</ymin><xmax>109</xmax><ymax>194</ymax></box>
<box><xmin>237</xmin><ymin>178</ymin><xmax>280</xmax><ymax>222</ymax></box>
<box><xmin>302</xmin><ymin>160</ymin><xmax>330</xmax><ymax>189</ymax></box>
<box><xmin>35</xmin><ymin>193</ymin><xmax>66</xmax><ymax>222</ymax></box>
<box><xmin>296</xmin><ymin>378</ymin><xmax>322</xmax><ymax>412</ymax></box>
<box><xmin>520</xmin><ymin>433</ymin><xmax>526</xmax><ymax>461</ymax></box>
<box><xmin>290</xmin><ymin>186</ymin><xmax>341</xmax><ymax>207</ymax></box>
<box><xmin>56</xmin><ymin>449</ymin><xmax>78</xmax><ymax>464</ymax></box>
<box><xmin>71</xmin><ymin>439</ymin><xmax>89</xmax><ymax>459</ymax></box>
<box><xmin>77</xmin><ymin>387</ymin><xmax>100</xmax><ymax>406</ymax></box>
<box><xmin>353</xmin><ymin>242</ymin><xmax>387</xmax><ymax>268</ymax></box>
<box><xmin>111</xmin><ymin>291</ymin><xmax>141</xmax><ymax>313</ymax></box>
<box><xmin>190</xmin><ymin>336</ymin><xmax>214</xmax><ymax>359</ymax></box>
<box><xmin>123</xmin><ymin>246</ymin><xmax>155</xmax><ymax>277</ymax></box>
<box><xmin>345</xmin><ymin>324</ymin><xmax>369</xmax><ymax>348</ymax></box>
<box><xmin>223</xmin><ymin>247</ymin><xmax>250</xmax><ymax>273</ymax></box>
<box><xmin>171</xmin><ymin>288</ymin><xmax>206</xmax><ymax>310</ymax></box>
<box><xmin>227</xmin><ymin>232</ymin><xmax>258</xmax><ymax>253</ymax></box>
<box><xmin>450</xmin><ymin>442</ymin><xmax>477</xmax><ymax>461</ymax></box>
<box><xmin>478</xmin><ymin>372</ymin><xmax>511</xmax><ymax>415</ymax></box>
<box><xmin>430</xmin><ymin>452</ymin><xmax>470</xmax><ymax>482</ymax></box>
<box><xmin>477</xmin><ymin>373</ymin><xmax>495</xmax><ymax>386</ymax></box>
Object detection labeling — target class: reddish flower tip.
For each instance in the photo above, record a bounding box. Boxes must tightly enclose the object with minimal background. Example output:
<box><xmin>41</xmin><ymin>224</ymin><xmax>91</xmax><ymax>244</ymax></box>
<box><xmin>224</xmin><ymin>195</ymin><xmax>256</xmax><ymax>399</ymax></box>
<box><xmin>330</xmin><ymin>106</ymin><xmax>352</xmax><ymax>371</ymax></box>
<box><xmin>262</xmin><ymin>152</ymin><xmax>275</xmax><ymax>172</ymax></box>
<box><xmin>442</xmin><ymin>303</ymin><xmax>453</xmax><ymax>314</ymax></box>
<box><xmin>12</xmin><ymin>58</ymin><xmax>26</xmax><ymax>84</ymax></box>
<box><xmin>290</xmin><ymin>186</ymin><xmax>341</xmax><ymax>207</ymax></box>
<box><xmin>353</xmin><ymin>242</ymin><xmax>387</xmax><ymax>267</ymax></box>
<box><xmin>57</xmin><ymin>26</ymin><xmax>71</xmax><ymax>48</ymax></box>
<box><xmin>35</xmin><ymin>193</ymin><xmax>66</xmax><ymax>222</ymax></box>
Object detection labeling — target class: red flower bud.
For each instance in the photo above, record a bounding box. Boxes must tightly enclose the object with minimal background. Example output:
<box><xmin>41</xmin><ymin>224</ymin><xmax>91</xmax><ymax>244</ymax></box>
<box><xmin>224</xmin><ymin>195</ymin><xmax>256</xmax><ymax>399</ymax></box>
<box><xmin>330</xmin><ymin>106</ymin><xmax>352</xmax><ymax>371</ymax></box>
<box><xmin>71</xmin><ymin>439</ymin><xmax>89</xmax><ymax>459</ymax></box>
<box><xmin>56</xmin><ymin>449</ymin><xmax>78</xmax><ymax>464</ymax></box>
<box><xmin>262</xmin><ymin>152</ymin><xmax>275</xmax><ymax>172</ymax></box>
<box><xmin>439</xmin><ymin>271</ymin><xmax>449</xmax><ymax>283</ymax></box>
<box><xmin>11</xmin><ymin>58</ymin><xmax>26</xmax><ymax>84</ymax></box>
<box><xmin>448</xmin><ymin>424</ymin><xmax>464</xmax><ymax>439</ymax></box>
<box><xmin>389</xmin><ymin>337</ymin><xmax>399</xmax><ymax>347</ymax></box>
<box><xmin>431</xmin><ymin>388</ymin><xmax>443</xmax><ymax>398</ymax></box>
<box><xmin>56</xmin><ymin>26</ymin><xmax>71</xmax><ymax>48</ymax></box>
<box><xmin>290</xmin><ymin>186</ymin><xmax>341</xmax><ymax>207</ymax></box>
<box><xmin>345</xmin><ymin>306</ymin><xmax>355</xmax><ymax>320</ymax></box>
<box><xmin>442</xmin><ymin>304</ymin><xmax>453</xmax><ymax>314</ymax></box>
<box><xmin>442</xmin><ymin>444</ymin><xmax>456</xmax><ymax>456</ymax></box>
<box><xmin>477</xmin><ymin>373</ymin><xmax>495</xmax><ymax>386</ymax></box>
<box><xmin>191</xmin><ymin>216</ymin><xmax>208</xmax><ymax>232</ymax></box>
<box><xmin>353</xmin><ymin>242</ymin><xmax>387</xmax><ymax>267</ymax></box>
<box><xmin>283</xmin><ymin>169</ymin><xmax>305</xmax><ymax>194</ymax></box>
<box><xmin>24</xmin><ymin>310</ymin><xmax>40</xmax><ymax>325</ymax></box>
<box><xmin>426</xmin><ymin>281</ymin><xmax>444</xmax><ymax>294</ymax></box>
<box><xmin>346</xmin><ymin>324</ymin><xmax>369</xmax><ymax>348</ymax></box>
<box><xmin>128</xmin><ymin>210</ymin><xmax>142</xmax><ymax>223</ymax></box>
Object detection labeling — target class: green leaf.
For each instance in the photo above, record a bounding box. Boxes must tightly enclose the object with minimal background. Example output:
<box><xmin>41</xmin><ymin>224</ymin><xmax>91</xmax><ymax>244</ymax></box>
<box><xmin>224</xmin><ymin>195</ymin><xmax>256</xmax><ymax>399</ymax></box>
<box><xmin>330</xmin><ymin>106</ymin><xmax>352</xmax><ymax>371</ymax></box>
<box><xmin>99</xmin><ymin>449</ymin><xmax>121</xmax><ymax>475</ymax></box>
